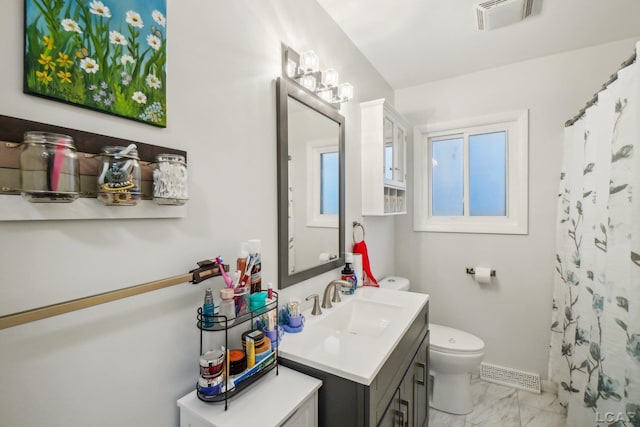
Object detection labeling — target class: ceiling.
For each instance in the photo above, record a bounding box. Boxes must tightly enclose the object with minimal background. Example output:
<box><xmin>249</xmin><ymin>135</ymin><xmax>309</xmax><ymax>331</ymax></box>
<box><xmin>317</xmin><ymin>0</ymin><xmax>640</xmax><ymax>89</ymax></box>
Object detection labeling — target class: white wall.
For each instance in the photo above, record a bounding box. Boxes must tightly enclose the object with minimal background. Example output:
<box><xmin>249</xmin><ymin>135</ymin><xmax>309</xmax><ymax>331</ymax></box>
<box><xmin>0</xmin><ymin>1</ymin><xmax>393</xmax><ymax>426</ymax></box>
<box><xmin>394</xmin><ymin>38</ymin><xmax>640</xmax><ymax>378</ymax></box>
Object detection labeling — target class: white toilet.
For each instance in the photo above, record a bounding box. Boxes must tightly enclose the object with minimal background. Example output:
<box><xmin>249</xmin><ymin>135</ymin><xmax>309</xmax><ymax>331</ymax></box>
<box><xmin>378</xmin><ymin>277</ymin><xmax>485</xmax><ymax>415</ymax></box>
<box><xmin>429</xmin><ymin>324</ymin><xmax>485</xmax><ymax>414</ymax></box>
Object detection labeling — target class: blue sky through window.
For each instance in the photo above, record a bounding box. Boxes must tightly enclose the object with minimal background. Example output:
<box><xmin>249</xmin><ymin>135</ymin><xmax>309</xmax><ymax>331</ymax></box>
<box><xmin>321</xmin><ymin>151</ymin><xmax>339</xmax><ymax>215</ymax></box>
<box><xmin>469</xmin><ymin>132</ymin><xmax>506</xmax><ymax>216</ymax></box>
<box><xmin>432</xmin><ymin>137</ymin><xmax>464</xmax><ymax>215</ymax></box>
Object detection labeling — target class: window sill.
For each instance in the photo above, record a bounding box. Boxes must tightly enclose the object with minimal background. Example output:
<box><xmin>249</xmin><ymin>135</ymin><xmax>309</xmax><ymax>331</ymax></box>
<box><xmin>414</xmin><ymin>216</ymin><xmax>527</xmax><ymax>235</ymax></box>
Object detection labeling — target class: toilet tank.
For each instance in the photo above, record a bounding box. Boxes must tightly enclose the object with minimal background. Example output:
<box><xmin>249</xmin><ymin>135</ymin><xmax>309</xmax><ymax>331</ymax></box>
<box><xmin>378</xmin><ymin>276</ymin><xmax>410</xmax><ymax>291</ymax></box>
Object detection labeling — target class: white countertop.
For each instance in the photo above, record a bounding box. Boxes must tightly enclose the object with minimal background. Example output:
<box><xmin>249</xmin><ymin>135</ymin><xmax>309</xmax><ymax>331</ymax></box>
<box><xmin>177</xmin><ymin>366</ymin><xmax>322</xmax><ymax>427</ymax></box>
<box><xmin>278</xmin><ymin>287</ymin><xmax>429</xmax><ymax>385</ymax></box>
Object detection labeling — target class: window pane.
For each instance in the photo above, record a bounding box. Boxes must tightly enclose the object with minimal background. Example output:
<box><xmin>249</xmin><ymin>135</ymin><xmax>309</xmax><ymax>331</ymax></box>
<box><xmin>321</xmin><ymin>151</ymin><xmax>339</xmax><ymax>215</ymax></box>
<box><xmin>431</xmin><ymin>137</ymin><xmax>464</xmax><ymax>216</ymax></box>
<box><xmin>469</xmin><ymin>131</ymin><xmax>506</xmax><ymax>216</ymax></box>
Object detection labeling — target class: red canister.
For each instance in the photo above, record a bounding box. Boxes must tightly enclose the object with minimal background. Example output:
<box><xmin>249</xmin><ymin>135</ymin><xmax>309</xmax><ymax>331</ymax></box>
<box><xmin>199</xmin><ymin>350</ymin><xmax>224</xmax><ymax>379</ymax></box>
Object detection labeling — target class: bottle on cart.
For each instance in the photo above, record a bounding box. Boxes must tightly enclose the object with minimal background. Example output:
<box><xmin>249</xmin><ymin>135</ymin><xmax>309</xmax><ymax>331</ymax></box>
<box><xmin>248</xmin><ymin>239</ymin><xmax>262</xmax><ymax>294</ymax></box>
<box><xmin>219</xmin><ymin>288</ymin><xmax>235</xmax><ymax>326</ymax></box>
<box><xmin>202</xmin><ymin>288</ymin><xmax>215</xmax><ymax>328</ymax></box>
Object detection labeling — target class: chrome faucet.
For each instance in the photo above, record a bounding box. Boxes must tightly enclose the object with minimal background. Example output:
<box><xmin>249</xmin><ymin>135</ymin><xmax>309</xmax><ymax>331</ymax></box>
<box><xmin>322</xmin><ymin>279</ymin><xmax>348</xmax><ymax>309</ymax></box>
<box><xmin>305</xmin><ymin>294</ymin><xmax>322</xmax><ymax>315</ymax></box>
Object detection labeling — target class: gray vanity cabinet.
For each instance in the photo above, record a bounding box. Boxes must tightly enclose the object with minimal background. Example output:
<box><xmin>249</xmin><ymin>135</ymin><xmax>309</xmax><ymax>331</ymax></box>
<box><xmin>280</xmin><ymin>301</ymin><xmax>429</xmax><ymax>427</ymax></box>
<box><xmin>378</xmin><ymin>389</ymin><xmax>400</xmax><ymax>427</ymax></box>
<box><xmin>415</xmin><ymin>333</ymin><xmax>430</xmax><ymax>426</ymax></box>
<box><xmin>380</xmin><ymin>331</ymin><xmax>429</xmax><ymax>427</ymax></box>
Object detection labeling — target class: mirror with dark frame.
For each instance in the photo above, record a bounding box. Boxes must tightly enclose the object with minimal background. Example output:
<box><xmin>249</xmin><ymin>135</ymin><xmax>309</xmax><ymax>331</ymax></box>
<box><xmin>276</xmin><ymin>76</ymin><xmax>345</xmax><ymax>289</ymax></box>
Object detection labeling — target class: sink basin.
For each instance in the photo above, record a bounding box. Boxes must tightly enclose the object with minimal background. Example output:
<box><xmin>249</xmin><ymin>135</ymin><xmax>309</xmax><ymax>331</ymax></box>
<box><xmin>278</xmin><ymin>287</ymin><xmax>429</xmax><ymax>385</ymax></box>
<box><xmin>317</xmin><ymin>299</ymin><xmax>401</xmax><ymax>337</ymax></box>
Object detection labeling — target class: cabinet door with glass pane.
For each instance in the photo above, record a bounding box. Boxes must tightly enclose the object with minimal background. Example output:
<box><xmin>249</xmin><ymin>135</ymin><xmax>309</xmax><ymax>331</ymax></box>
<box><xmin>361</xmin><ymin>99</ymin><xmax>409</xmax><ymax>216</ymax></box>
<box><xmin>384</xmin><ymin>115</ymin><xmax>407</xmax><ymax>188</ymax></box>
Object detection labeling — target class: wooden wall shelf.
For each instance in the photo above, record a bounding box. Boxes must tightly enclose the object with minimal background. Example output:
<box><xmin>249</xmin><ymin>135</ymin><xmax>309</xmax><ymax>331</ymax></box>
<box><xmin>0</xmin><ymin>115</ymin><xmax>188</xmax><ymax>221</ymax></box>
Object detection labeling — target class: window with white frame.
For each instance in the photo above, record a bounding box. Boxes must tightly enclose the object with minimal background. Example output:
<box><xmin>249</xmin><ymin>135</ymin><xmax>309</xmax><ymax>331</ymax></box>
<box><xmin>306</xmin><ymin>139</ymin><xmax>339</xmax><ymax>228</ymax></box>
<box><xmin>414</xmin><ymin>110</ymin><xmax>528</xmax><ymax>234</ymax></box>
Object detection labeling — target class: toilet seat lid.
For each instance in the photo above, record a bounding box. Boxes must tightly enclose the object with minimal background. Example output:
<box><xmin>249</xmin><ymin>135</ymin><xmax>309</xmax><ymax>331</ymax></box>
<box><xmin>430</xmin><ymin>324</ymin><xmax>485</xmax><ymax>353</ymax></box>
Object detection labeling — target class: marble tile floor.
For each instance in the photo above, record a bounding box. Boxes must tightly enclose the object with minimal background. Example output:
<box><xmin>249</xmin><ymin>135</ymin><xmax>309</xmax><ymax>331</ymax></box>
<box><xmin>429</xmin><ymin>377</ymin><xmax>567</xmax><ymax>427</ymax></box>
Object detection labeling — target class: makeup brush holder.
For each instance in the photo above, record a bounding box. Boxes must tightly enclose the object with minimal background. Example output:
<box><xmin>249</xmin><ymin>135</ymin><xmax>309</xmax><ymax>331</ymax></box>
<box><xmin>20</xmin><ymin>131</ymin><xmax>79</xmax><ymax>203</ymax></box>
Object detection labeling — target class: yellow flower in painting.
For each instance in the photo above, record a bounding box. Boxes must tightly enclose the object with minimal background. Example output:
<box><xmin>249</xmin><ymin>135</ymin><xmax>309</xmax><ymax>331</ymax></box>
<box><xmin>56</xmin><ymin>70</ymin><xmax>72</xmax><ymax>84</ymax></box>
<box><xmin>42</xmin><ymin>35</ymin><xmax>54</xmax><ymax>50</ymax></box>
<box><xmin>36</xmin><ymin>70</ymin><xmax>52</xmax><ymax>85</ymax></box>
<box><xmin>75</xmin><ymin>47</ymin><xmax>90</xmax><ymax>59</ymax></box>
<box><xmin>56</xmin><ymin>52</ymin><xmax>73</xmax><ymax>69</ymax></box>
<box><xmin>37</xmin><ymin>53</ymin><xmax>55</xmax><ymax>71</ymax></box>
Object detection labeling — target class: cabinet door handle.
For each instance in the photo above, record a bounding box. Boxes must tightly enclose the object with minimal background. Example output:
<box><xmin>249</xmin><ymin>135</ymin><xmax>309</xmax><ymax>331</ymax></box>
<box><xmin>392</xmin><ymin>409</ymin><xmax>403</xmax><ymax>427</ymax></box>
<box><xmin>415</xmin><ymin>361</ymin><xmax>427</xmax><ymax>385</ymax></box>
<box><xmin>399</xmin><ymin>399</ymin><xmax>409</xmax><ymax>427</ymax></box>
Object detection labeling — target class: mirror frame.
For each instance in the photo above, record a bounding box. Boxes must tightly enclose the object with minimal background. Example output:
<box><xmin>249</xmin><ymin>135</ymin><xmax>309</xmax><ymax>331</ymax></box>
<box><xmin>276</xmin><ymin>77</ymin><xmax>345</xmax><ymax>289</ymax></box>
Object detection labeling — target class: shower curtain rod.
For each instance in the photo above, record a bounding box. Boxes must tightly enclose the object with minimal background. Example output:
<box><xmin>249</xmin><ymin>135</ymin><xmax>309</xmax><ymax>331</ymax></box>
<box><xmin>565</xmin><ymin>50</ymin><xmax>637</xmax><ymax>127</ymax></box>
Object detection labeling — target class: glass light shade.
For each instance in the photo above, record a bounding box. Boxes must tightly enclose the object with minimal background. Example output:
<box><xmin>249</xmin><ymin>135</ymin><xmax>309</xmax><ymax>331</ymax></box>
<box><xmin>322</xmin><ymin>68</ymin><xmax>339</xmax><ymax>88</ymax></box>
<box><xmin>318</xmin><ymin>89</ymin><xmax>333</xmax><ymax>103</ymax></box>
<box><xmin>300</xmin><ymin>50</ymin><xmax>319</xmax><ymax>73</ymax></box>
<box><xmin>299</xmin><ymin>74</ymin><xmax>317</xmax><ymax>91</ymax></box>
<box><xmin>337</xmin><ymin>83</ymin><xmax>354</xmax><ymax>101</ymax></box>
<box><xmin>286</xmin><ymin>58</ymin><xmax>298</xmax><ymax>78</ymax></box>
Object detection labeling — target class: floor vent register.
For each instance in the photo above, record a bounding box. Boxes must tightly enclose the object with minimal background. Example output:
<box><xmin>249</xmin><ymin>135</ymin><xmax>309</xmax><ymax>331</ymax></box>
<box><xmin>480</xmin><ymin>362</ymin><xmax>541</xmax><ymax>394</ymax></box>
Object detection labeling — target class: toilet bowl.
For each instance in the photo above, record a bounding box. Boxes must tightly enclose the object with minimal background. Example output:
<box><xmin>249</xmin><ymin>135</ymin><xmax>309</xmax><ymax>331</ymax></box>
<box><xmin>429</xmin><ymin>324</ymin><xmax>485</xmax><ymax>415</ymax></box>
<box><xmin>378</xmin><ymin>277</ymin><xmax>485</xmax><ymax>415</ymax></box>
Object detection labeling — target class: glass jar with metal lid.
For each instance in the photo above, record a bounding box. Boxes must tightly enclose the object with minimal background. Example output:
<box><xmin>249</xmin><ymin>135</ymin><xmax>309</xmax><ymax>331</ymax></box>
<box><xmin>97</xmin><ymin>144</ymin><xmax>141</xmax><ymax>206</ymax></box>
<box><xmin>153</xmin><ymin>153</ymin><xmax>188</xmax><ymax>205</ymax></box>
<box><xmin>19</xmin><ymin>131</ymin><xmax>80</xmax><ymax>202</ymax></box>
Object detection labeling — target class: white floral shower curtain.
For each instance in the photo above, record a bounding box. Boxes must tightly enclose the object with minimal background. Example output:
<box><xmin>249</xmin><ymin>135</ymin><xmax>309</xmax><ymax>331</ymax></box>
<box><xmin>549</xmin><ymin>42</ymin><xmax>640</xmax><ymax>427</ymax></box>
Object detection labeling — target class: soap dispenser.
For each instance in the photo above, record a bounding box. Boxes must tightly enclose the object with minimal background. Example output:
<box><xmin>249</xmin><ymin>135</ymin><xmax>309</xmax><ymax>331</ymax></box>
<box><xmin>340</xmin><ymin>253</ymin><xmax>357</xmax><ymax>294</ymax></box>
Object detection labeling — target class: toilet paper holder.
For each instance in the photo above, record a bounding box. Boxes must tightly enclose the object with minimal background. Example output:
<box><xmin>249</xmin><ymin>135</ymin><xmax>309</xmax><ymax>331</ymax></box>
<box><xmin>466</xmin><ymin>267</ymin><xmax>496</xmax><ymax>277</ymax></box>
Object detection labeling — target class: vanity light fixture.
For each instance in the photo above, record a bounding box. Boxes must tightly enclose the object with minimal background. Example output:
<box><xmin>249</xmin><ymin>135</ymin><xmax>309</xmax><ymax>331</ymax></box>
<box><xmin>282</xmin><ymin>44</ymin><xmax>354</xmax><ymax>108</ymax></box>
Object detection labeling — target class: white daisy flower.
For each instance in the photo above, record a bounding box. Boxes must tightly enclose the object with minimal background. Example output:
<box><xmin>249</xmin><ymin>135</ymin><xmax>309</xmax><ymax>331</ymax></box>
<box><xmin>80</xmin><ymin>57</ymin><xmax>99</xmax><ymax>74</ymax></box>
<box><xmin>120</xmin><ymin>55</ymin><xmax>135</xmax><ymax>65</ymax></box>
<box><xmin>61</xmin><ymin>18</ymin><xmax>82</xmax><ymax>34</ymax></box>
<box><xmin>146</xmin><ymin>34</ymin><xmax>161</xmax><ymax>51</ymax></box>
<box><xmin>152</xmin><ymin>10</ymin><xmax>166</xmax><ymax>27</ymax></box>
<box><xmin>132</xmin><ymin>91</ymin><xmax>147</xmax><ymax>104</ymax></box>
<box><xmin>89</xmin><ymin>1</ymin><xmax>111</xmax><ymax>18</ymax></box>
<box><xmin>125</xmin><ymin>10</ymin><xmax>144</xmax><ymax>28</ymax></box>
<box><xmin>145</xmin><ymin>73</ymin><xmax>161</xmax><ymax>89</ymax></box>
<box><xmin>109</xmin><ymin>30</ymin><xmax>127</xmax><ymax>45</ymax></box>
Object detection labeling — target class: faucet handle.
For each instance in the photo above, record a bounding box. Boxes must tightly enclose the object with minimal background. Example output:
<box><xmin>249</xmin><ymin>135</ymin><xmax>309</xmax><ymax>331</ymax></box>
<box><xmin>305</xmin><ymin>294</ymin><xmax>322</xmax><ymax>315</ymax></box>
<box><xmin>332</xmin><ymin>283</ymin><xmax>342</xmax><ymax>303</ymax></box>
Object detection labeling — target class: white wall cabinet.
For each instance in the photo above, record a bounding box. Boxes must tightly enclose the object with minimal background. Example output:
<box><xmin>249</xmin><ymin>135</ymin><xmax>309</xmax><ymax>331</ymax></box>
<box><xmin>361</xmin><ymin>99</ymin><xmax>409</xmax><ymax>215</ymax></box>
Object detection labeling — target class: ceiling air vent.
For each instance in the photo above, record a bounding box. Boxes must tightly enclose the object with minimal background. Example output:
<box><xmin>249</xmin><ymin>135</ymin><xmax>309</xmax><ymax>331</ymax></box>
<box><xmin>476</xmin><ymin>0</ymin><xmax>535</xmax><ymax>31</ymax></box>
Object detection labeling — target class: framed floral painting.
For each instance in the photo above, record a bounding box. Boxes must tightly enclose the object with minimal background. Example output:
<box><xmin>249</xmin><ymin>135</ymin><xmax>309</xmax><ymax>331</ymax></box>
<box><xmin>24</xmin><ymin>0</ymin><xmax>167</xmax><ymax>127</ymax></box>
